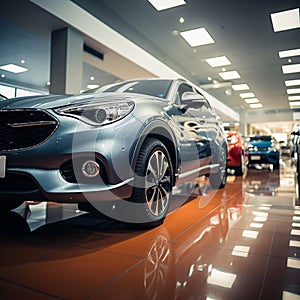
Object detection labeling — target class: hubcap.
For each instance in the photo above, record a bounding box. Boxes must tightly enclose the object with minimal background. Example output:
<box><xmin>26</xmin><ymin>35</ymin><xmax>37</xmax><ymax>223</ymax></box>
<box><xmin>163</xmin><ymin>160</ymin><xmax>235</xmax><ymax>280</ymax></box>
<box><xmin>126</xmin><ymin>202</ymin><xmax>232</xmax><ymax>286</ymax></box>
<box><xmin>145</xmin><ymin>150</ymin><xmax>171</xmax><ymax>217</ymax></box>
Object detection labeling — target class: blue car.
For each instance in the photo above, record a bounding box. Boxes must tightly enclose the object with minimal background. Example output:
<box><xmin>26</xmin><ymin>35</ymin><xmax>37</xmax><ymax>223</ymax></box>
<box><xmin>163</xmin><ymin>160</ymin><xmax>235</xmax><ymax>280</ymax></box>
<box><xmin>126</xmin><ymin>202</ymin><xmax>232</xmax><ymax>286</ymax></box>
<box><xmin>247</xmin><ymin>135</ymin><xmax>280</xmax><ymax>169</ymax></box>
<box><xmin>0</xmin><ymin>78</ymin><xmax>228</xmax><ymax>227</ymax></box>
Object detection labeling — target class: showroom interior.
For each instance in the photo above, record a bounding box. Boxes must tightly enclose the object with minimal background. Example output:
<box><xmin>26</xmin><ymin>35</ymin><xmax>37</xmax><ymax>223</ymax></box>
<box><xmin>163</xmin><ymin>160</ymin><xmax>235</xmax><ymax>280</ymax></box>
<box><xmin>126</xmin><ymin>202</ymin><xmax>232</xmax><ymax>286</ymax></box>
<box><xmin>0</xmin><ymin>0</ymin><xmax>300</xmax><ymax>299</ymax></box>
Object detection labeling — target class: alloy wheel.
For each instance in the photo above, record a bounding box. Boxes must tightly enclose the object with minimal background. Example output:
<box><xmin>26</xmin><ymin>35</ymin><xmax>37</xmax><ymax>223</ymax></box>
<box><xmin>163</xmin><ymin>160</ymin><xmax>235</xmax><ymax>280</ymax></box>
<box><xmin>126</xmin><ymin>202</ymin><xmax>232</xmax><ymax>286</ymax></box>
<box><xmin>145</xmin><ymin>150</ymin><xmax>171</xmax><ymax>217</ymax></box>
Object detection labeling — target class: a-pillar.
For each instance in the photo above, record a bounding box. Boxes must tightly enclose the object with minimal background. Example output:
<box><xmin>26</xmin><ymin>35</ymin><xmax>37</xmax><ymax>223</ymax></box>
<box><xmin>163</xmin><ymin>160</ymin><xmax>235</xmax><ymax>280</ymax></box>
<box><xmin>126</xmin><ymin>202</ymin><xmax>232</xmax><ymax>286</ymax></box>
<box><xmin>50</xmin><ymin>27</ymin><xmax>83</xmax><ymax>94</ymax></box>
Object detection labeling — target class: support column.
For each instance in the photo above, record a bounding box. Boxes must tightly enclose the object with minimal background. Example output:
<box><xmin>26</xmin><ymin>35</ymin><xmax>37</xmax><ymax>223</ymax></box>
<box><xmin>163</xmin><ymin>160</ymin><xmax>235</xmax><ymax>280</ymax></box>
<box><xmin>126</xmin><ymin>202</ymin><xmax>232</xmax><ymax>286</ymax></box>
<box><xmin>239</xmin><ymin>109</ymin><xmax>246</xmax><ymax>136</ymax></box>
<box><xmin>50</xmin><ymin>27</ymin><xmax>83</xmax><ymax>94</ymax></box>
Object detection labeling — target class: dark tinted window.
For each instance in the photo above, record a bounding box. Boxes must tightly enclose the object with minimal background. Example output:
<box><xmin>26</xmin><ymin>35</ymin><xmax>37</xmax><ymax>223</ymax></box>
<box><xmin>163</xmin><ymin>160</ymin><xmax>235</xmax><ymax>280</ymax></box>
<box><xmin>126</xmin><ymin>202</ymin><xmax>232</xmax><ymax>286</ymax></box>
<box><xmin>99</xmin><ymin>80</ymin><xmax>173</xmax><ymax>99</ymax></box>
<box><xmin>177</xmin><ymin>83</ymin><xmax>194</xmax><ymax>100</ymax></box>
<box><xmin>248</xmin><ymin>136</ymin><xmax>272</xmax><ymax>142</ymax></box>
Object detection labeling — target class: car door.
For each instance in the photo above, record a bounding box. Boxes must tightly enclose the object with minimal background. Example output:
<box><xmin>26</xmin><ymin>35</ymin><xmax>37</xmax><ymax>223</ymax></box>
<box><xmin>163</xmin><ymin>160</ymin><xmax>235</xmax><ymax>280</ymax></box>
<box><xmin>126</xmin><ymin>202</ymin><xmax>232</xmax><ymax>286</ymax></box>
<box><xmin>167</xmin><ymin>82</ymin><xmax>217</xmax><ymax>181</ymax></box>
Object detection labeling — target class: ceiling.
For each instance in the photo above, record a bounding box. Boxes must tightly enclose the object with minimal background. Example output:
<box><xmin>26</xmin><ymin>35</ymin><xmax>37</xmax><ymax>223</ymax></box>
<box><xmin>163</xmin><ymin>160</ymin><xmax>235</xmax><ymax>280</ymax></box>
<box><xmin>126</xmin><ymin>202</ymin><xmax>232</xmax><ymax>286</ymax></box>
<box><xmin>0</xmin><ymin>0</ymin><xmax>300</xmax><ymax>133</ymax></box>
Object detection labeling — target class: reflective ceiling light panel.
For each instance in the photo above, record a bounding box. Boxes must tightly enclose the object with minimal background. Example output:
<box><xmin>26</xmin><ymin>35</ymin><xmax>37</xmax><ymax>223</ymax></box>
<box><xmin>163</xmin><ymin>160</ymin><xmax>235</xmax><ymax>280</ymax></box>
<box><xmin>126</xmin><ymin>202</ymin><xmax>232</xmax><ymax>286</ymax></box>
<box><xmin>271</xmin><ymin>8</ymin><xmax>300</xmax><ymax>32</ymax></box>
<box><xmin>147</xmin><ymin>0</ymin><xmax>186</xmax><ymax>11</ymax></box>
<box><xmin>287</xmin><ymin>88</ymin><xmax>300</xmax><ymax>94</ymax></box>
<box><xmin>282</xmin><ymin>64</ymin><xmax>300</xmax><ymax>74</ymax></box>
<box><xmin>205</xmin><ymin>56</ymin><xmax>231</xmax><ymax>67</ymax></box>
<box><xmin>279</xmin><ymin>48</ymin><xmax>300</xmax><ymax>58</ymax></box>
<box><xmin>240</xmin><ymin>92</ymin><xmax>255</xmax><ymax>98</ymax></box>
<box><xmin>218</xmin><ymin>70</ymin><xmax>241</xmax><ymax>80</ymax></box>
<box><xmin>289</xmin><ymin>96</ymin><xmax>300</xmax><ymax>101</ymax></box>
<box><xmin>285</xmin><ymin>79</ymin><xmax>300</xmax><ymax>86</ymax></box>
<box><xmin>250</xmin><ymin>103</ymin><xmax>263</xmax><ymax>109</ymax></box>
<box><xmin>232</xmin><ymin>84</ymin><xmax>250</xmax><ymax>91</ymax></box>
<box><xmin>180</xmin><ymin>27</ymin><xmax>215</xmax><ymax>47</ymax></box>
<box><xmin>289</xmin><ymin>101</ymin><xmax>300</xmax><ymax>107</ymax></box>
<box><xmin>245</xmin><ymin>98</ymin><xmax>260</xmax><ymax>104</ymax></box>
<box><xmin>0</xmin><ymin>63</ymin><xmax>28</xmax><ymax>73</ymax></box>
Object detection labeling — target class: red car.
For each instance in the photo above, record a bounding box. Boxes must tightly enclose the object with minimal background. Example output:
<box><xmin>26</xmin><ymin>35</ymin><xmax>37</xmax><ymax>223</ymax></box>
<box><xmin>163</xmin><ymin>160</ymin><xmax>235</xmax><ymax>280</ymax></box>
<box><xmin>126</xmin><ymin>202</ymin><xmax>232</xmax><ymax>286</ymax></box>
<box><xmin>226</xmin><ymin>131</ymin><xmax>248</xmax><ymax>175</ymax></box>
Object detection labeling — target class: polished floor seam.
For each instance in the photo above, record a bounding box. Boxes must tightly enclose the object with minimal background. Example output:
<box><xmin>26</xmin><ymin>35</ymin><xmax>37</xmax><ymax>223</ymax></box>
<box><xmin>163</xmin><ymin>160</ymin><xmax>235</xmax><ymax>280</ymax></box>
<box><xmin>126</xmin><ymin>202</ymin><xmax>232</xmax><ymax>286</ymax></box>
<box><xmin>0</xmin><ymin>277</ymin><xmax>63</xmax><ymax>299</ymax></box>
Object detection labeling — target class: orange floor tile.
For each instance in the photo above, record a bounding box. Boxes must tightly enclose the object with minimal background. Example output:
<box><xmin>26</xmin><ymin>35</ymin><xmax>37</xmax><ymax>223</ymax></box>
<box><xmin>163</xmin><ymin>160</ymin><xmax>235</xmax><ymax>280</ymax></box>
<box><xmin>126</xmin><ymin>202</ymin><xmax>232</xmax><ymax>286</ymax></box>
<box><xmin>0</xmin><ymin>159</ymin><xmax>300</xmax><ymax>299</ymax></box>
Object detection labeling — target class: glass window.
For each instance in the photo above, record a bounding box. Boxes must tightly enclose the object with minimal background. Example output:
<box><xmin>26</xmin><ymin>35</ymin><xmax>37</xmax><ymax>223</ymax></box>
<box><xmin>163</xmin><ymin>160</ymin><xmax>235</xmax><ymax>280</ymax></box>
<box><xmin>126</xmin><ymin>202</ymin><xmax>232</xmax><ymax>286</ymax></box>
<box><xmin>249</xmin><ymin>136</ymin><xmax>272</xmax><ymax>142</ymax></box>
<box><xmin>0</xmin><ymin>84</ymin><xmax>15</xmax><ymax>99</ymax></box>
<box><xmin>16</xmin><ymin>88</ymin><xmax>42</xmax><ymax>97</ymax></box>
<box><xmin>96</xmin><ymin>79</ymin><xmax>173</xmax><ymax>99</ymax></box>
<box><xmin>177</xmin><ymin>83</ymin><xmax>194</xmax><ymax>100</ymax></box>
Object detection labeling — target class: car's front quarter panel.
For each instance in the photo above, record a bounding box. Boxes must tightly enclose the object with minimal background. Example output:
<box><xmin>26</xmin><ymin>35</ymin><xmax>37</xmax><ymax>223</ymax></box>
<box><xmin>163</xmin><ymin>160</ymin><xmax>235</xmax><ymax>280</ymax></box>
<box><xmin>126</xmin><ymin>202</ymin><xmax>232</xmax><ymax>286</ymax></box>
<box><xmin>0</xmin><ymin>106</ymin><xmax>143</xmax><ymax>202</ymax></box>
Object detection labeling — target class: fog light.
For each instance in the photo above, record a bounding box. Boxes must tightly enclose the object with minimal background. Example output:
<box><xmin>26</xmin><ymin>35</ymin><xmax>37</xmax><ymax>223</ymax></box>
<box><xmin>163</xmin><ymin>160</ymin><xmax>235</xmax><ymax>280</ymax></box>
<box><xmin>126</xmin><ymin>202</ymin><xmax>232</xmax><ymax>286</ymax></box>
<box><xmin>82</xmin><ymin>160</ymin><xmax>100</xmax><ymax>177</ymax></box>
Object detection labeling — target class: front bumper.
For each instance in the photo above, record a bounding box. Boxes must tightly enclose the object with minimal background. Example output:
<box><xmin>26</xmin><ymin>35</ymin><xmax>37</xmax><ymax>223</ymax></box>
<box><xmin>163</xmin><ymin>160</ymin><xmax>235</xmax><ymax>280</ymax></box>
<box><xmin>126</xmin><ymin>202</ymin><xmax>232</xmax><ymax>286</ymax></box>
<box><xmin>248</xmin><ymin>150</ymin><xmax>279</xmax><ymax>165</ymax></box>
<box><xmin>0</xmin><ymin>170</ymin><xmax>133</xmax><ymax>202</ymax></box>
<box><xmin>0</xmin><ymin>110</ymin><xmax>139</xmax><ymax>203</ymax></box>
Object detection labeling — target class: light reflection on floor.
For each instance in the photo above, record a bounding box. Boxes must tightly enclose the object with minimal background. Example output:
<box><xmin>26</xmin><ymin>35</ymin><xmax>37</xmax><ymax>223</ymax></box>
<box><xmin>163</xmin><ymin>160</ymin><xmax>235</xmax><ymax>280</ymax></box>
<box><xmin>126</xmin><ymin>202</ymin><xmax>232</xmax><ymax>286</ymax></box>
<box><xmin>0</xmin><ymin>159</ymin><xmax>299</xmax><ymax>299</ymax></box>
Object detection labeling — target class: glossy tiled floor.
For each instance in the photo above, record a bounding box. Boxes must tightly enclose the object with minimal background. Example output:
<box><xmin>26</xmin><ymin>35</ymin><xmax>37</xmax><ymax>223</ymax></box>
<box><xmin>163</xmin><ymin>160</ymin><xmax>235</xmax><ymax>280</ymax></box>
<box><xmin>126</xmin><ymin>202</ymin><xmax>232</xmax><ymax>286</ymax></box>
<box><xmin>1</xmin><ymin>159</ymin><xmax>300</xmax><ymax>299</ymax></box>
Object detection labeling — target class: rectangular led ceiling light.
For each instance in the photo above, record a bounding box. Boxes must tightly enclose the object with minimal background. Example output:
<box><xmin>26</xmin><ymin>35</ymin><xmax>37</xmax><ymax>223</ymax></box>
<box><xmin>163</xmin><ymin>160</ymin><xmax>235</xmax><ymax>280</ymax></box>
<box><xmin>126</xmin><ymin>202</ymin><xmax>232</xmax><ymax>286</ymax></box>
<box><xmin>180</xmin><ymin>27</ymin><xmax>215</xmax><ymax>47</ymax></box>
<box><xmin>240</xmin><ymin>92</ymin><xmax>255</xmax><ymax>98</ymax></box>
<box><xmin>289</xmin><ymin>96</ymin><xmax>300</xmax><ymax>101</ymax></box>
<box><xmin>245</xmin><ymin>98</ymin><xmax>259</xmax><ymax>104</ymax></box>
<box><xmin>232</xmin><ymin>84</ymin><xmax>250</xmax><ymax>91</ymax></box>
<box><xmin>285</xmin><ymin>79</ymin><xmax>300</xmax><ymax>86</ymax></box>
<box><xmin>290</xmin><ymin>101</ymin><xmax>300</xmax><ymax>107</ymax></box>
<box><xmin>218</xmin><ymin>70</ymin><xmax>240</xmax><ymax>80</ymax></box>
<box><xmin>205</xmin><ymin>56</ymin><xmax>231</xmax><ymax>67</ymax></box>
<box><xmin>287</xmin><ymin>88</ymin><xmax>300</xmax><ymax>94</ymax></box>
<box><xmin>279</xmin><ymin>48</ymin><xmax>300</xmax><ymax>58</ymax></box>
<box><xmin>282</xmin><ymin>64</ymin><xmax>300</xmax><ymax>74</ymax></box>
<box><xmin>250</xmin><ymin>103</ymin><xmax>263</xmax><ymax>109</ymax></box>
<box><xmin>271</xmin><ymin>8</ymin><xmax>300</xmax><ymax>32</ymax></box>
<box><xmin>0</xmin><ymin>63</ymin><xmax>28</xmax><ymax>73</ymax></box>
<box><xmin>147</xmin><ymin>0</ymin><xmax>186</xmax><ymax>11</ymax></box>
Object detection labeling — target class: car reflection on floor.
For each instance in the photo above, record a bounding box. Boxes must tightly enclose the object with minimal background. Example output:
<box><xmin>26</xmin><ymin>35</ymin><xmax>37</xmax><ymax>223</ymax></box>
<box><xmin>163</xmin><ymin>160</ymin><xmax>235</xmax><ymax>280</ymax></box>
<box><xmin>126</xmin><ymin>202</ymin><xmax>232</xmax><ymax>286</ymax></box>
<box><xmin>0</xmin><ymin>159</ymin><xmax>299</xmax><ymax>300</ymax></box>
<box><xmin>245</xmin><ymin>168</ymin><xmax>280</xmax><ymax>196</ymax></box>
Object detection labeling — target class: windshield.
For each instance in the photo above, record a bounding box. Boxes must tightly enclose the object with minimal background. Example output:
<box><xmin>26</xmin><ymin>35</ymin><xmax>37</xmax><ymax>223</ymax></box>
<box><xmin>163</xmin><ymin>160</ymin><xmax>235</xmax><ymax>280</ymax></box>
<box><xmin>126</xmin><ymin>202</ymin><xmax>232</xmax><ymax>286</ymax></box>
<box><xmin>92</xmin><ymin>79</ymin><xmax>173</xmax><ymax>99</ymax></box>
<box><xmin>248</xmin><ymin>136</ymin><xmax>272</xmax><ymax>142</ymax></box>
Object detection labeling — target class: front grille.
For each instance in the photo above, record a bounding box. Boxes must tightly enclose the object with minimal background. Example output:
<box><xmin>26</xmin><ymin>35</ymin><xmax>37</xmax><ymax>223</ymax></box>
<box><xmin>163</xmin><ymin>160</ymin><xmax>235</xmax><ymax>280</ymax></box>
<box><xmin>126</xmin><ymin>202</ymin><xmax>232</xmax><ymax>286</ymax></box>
<box><xmin>258</xmin><ymin>147</ymin><xmax>269</xmax><ymax>151</ymax></box>
<box><xmin>0</xmin><ymin>173</ymin><xmax>38</xmax><ymax>192</ymax></box>
<box><xmin>0</xmin><ymin>109</ymin><xmax>58</xmax><ymax>151</ymax></box>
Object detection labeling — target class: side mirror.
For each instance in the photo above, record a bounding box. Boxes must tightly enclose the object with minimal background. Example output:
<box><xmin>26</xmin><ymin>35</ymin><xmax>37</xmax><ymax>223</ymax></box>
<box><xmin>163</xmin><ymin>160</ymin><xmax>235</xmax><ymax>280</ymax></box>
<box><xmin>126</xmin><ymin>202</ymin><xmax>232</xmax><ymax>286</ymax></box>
<box><xmin>182</xmin><ymin>91</ymin><xmax>205</xmax><ymax>102</ymax></box>
<box><xmin>181</xmin><ymin>92</ymin><xmax>207</xmax><ymax>110</ymax></box>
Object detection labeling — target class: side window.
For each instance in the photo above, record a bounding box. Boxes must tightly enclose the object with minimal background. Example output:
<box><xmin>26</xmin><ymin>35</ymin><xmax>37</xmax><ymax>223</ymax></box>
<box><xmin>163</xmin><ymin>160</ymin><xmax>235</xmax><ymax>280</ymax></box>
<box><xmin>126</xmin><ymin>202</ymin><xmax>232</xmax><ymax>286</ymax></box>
<box><xmin>177</xmin><ymin>83</ymin><xmax>194</xmax><ymax>103</ymax></box>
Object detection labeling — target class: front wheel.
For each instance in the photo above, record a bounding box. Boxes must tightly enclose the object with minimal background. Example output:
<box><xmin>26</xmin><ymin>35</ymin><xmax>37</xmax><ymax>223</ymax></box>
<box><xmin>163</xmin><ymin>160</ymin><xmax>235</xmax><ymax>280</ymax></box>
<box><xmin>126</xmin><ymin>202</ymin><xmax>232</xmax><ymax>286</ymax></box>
<box><xmin>131</xmin><ymin>138</ymin><xmax>173</xmax><ymax>228</ymax></box>
<box><xmin>273</xmin><ymin>159</ymin><xmax>280</xmax><ymax>169</ymax></box>
<box><xmin>235</xmin><ymin>153</ymin><xmax>245</xmax><ymax>176</ymax></box>
<box><xmin>209</xmin><ymin>146</ymin><xmax>227</xmax><ymax>189</ymax></box>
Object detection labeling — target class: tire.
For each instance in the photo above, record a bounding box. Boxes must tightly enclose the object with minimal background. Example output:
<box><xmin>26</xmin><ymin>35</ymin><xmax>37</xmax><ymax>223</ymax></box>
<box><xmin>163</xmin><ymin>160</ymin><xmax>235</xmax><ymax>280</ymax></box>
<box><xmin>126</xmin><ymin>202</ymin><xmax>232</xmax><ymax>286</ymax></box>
<box><xmin>209</xmin><ymin>145</ymin><xmax>227</xmax><ymax>189</ymax></box>
<box><xmin>273</xmin><ymin>159</ymin><xmax>280</xmax><ymax>169</ymax></box>
<box><xmin>0</xmin><ymin>200</ymin><xmax>23</xmax><ymax>213</ymax></box>
<box><xmin>131</xmin><ymin>138</ymin><xmax>173</xmax><ymax>228</ymax></box>
<box><xmin>235</xmin><ymin>154</ymin><xmax>245</xmax><ymax>176</ymax></box>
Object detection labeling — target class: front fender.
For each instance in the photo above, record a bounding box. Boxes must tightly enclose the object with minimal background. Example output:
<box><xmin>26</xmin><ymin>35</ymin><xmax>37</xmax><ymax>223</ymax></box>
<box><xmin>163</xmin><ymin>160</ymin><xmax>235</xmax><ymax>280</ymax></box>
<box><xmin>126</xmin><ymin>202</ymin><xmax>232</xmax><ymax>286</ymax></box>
<box><xmin>130</xmin><ymin>116</ymin><xmax>180</xmax><ymax>186</ymax></box>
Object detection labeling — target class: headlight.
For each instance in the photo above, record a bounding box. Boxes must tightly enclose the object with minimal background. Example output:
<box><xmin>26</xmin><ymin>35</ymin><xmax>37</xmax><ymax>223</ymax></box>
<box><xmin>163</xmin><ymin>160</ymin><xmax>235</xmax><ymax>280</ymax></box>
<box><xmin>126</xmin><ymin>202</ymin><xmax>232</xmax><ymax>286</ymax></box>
<box><xmin>55</xmin><ymin>101</ymin><xmax>134</xmax><ymax>126</ymax></box>
<box><xmin>227</xmin><ymin>135</ymin><xmax>238</xmax><ymax>145</ymax></box>
<box><xmin>249</xmin><ymin>146</ymin><xmax>258</xmax><ymax>152</ymax></box>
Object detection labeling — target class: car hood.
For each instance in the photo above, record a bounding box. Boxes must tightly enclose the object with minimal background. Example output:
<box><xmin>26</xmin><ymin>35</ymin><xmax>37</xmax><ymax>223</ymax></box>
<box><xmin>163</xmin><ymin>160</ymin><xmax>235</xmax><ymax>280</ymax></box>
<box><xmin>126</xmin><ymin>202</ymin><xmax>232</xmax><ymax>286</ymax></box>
<box><xmin>0</xmin><ymin>93</ymin><xmax>160</xmax><ymax>110</ymax></box>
